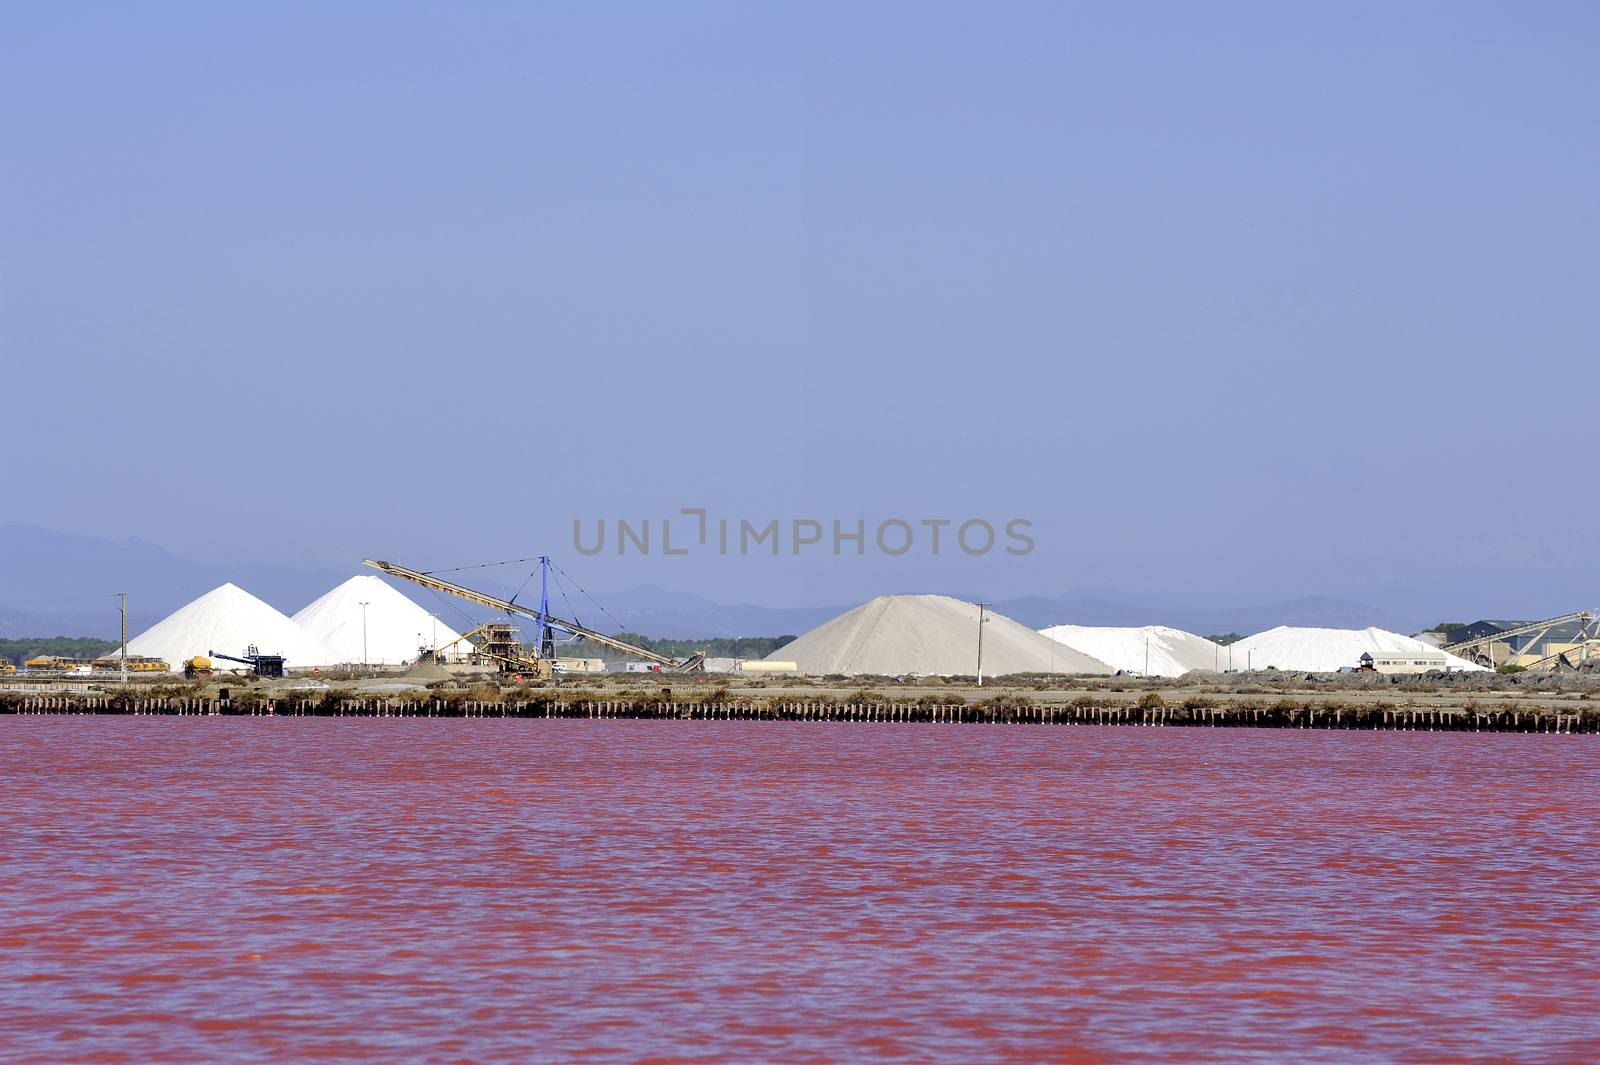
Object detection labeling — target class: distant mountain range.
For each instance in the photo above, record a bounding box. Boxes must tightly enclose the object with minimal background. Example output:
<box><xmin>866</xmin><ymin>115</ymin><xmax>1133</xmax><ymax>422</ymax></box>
<box><xmin>0</xmin><ymin>526</ymin><xmax>345</xmax><ymax>639</ymax></box>
<box><xmin>588</xmin><ymin>590</ymin><xmax>1419</xmax><ymax>640</ymax></box>
<box><xmin>0</xmin><ymin>525</ymin><xmax>1419</xmax><ymax>641</ymax></box>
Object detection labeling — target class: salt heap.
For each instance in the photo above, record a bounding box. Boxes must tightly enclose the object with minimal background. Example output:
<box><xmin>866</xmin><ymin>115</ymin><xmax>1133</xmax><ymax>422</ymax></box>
<box><xmin>295</xmin><ymin>575</ymin><xmax>475</xmax><ymax>666</ymax></box>
<box><xmin>1227</xmin><ymin>626</ymin><xmax>1486</xmax><ymax>673</ymax></box>
<box><xmin>1040</xmin><ymin>624</ymin><xmax>1224</xmax><ymax>677</ymax></box>
<box><xmin>768</xmin><ymin>595</ymin><xmax>1111</xmax><ymax>677</ymax></box>
<box><xmin>125</xmin><ymin>583</ymin><xmax>337</xmax><ymax>672</ymax></box>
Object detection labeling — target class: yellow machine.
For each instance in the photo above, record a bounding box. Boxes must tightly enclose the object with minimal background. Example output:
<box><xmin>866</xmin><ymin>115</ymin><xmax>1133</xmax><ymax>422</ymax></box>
<box><xmin>184</xmin><ymin>656</ymin><xmax>214</xmax><ymax>679</ymax></box>
<box><xmin>0</xmin><ymin>660</ymin><xmax>16</xmax><ymax>675</ymax></box>
<box><xmin>24</xmin><ymin>655</ymin><xmax>92</xmax><ymax>672</ymax></box>
<box><xmin>92</xmin><ymin>655</ymin><xmax>171</xmax><ymax>674</ymax></box>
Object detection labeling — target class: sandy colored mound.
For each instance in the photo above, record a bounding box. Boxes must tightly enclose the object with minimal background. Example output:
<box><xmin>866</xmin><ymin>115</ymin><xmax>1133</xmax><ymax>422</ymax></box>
<box><xmin>768</xmin><ymin>595</ymin><xmax>1111</xmax><ymax>677</ymax></box>
<box><xmin>1040</xmin><ymin>624</ymin><xmax>1224</xmax><ymax>677</ymax></box>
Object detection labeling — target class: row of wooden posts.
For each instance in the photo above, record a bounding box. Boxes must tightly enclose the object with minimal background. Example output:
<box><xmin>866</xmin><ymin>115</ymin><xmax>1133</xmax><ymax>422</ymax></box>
<box><xmin>3</xmin><ymin>695</ymin><xmax>1594</xmax><ymax>732</ymax></box>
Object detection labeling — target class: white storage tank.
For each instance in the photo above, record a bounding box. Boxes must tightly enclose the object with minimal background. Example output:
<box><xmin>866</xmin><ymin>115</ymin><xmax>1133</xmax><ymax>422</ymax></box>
<box><xmin>739</xmin><ymin>660</ymin><xmax>799</xmax><ymax>675</ymax></box>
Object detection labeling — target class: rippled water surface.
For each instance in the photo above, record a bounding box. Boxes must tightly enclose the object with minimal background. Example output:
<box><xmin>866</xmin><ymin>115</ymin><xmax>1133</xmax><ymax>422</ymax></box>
<box><xmin>2</xmin><ymin>719</ymin><xmax>1598</xmax><ymax>1063</ymax></box>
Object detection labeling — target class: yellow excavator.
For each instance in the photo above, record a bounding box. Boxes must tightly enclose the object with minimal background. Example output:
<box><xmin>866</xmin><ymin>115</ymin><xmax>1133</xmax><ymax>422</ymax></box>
<box><xmin>92</xmin><ymin>656</ymin><xmax>171</xmax><ymax>673</ymax></box>
<box><xmin>366</xmin><ymin>558</ymin><xmax>704</xmax><ymax>679</ymax></box>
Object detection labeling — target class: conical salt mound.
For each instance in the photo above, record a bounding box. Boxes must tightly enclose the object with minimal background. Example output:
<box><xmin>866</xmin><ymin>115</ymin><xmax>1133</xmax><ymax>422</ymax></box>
<box><xmin>294</xmin><ymin>575</ymin><xmax>475</xmax><ymax>666</ymax></box>
<box><xmin>125</xmin><ymin>583</ymin><xmax>337</xmax><ymax>672</ymax></box>
<box><xmin>1040</xmin><ymin>624</ymin><xmax>1224</xmax><ymax>677</ymax></box>
<box><xmin>767</xmin><ymin>595</ymin><xmax>1112</xmax><ymax>677</ymax></box>
<box><xmin>1226</xmin><ymin>626</ymin><xmax>1486</xmax><ymax>673</ymax></box>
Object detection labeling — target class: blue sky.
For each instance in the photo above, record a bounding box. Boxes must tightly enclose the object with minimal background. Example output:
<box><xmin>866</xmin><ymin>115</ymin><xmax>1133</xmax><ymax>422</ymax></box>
<box><xmin>3</xmin><ymin>2</ymin><xmax>1596</xmax><ymax>618</ymax></box>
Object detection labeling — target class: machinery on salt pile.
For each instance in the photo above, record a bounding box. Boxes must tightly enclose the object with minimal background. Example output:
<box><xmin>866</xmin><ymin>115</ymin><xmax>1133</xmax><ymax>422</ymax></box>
<box><xmin>208</xmin><ymin>645</ymin><xmax>288</xmax><ymax>678</ymax></box>
<box><xmin>365</xmin><ymin>557</ymin><xmax>704</xmax><ymax>680</ymax></box>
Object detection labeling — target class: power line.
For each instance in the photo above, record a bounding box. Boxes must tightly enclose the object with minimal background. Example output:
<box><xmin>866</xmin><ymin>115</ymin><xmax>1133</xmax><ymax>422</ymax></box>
<box><xmin>549</xmin><ymin>559</ymin><xmax>632</xmax><ymax>637</ymax></box>
<box><xmin>547</xmin><ymin>565</ymin><xmax>583</xmax><ymax>628</ymax></box>
<box><xmin>420</xmin><ymin>557</ymin><xmax>546</xmax><ymax>576</ymax></box>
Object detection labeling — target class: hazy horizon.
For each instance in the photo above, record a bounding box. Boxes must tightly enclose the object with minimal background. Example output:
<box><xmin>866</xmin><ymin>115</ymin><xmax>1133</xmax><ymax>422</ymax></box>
<box><xmin>0</xmin><ymin>523</ymin><xmax>1532</xmax><ymax>640</ymax></box>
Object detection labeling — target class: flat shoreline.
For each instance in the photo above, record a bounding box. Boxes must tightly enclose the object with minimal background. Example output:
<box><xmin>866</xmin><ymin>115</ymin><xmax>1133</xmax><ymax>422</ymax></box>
<box><xmin>4</xmin><ymin>688</ymin><xmax>1595</xmax><ymax>732</ymax></box>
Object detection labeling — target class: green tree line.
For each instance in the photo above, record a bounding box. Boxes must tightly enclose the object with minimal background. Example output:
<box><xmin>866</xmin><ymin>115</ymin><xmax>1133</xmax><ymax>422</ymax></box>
<box><xmin>1</xmin><ymin>636</ymin><xmax>122</xmax><ymax>666</ymax></box>
<box><xmin>560</xmin><ymin>633</ymin><xmax>796</xmax><ymax>664</ymax></box>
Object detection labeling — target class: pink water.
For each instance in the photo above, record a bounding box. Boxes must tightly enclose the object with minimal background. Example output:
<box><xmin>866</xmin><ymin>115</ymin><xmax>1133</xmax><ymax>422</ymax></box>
<box><xmin>2</xmin><ymin>719</ymin><xmax>1597</xmax><ymax>1063</ymax></box>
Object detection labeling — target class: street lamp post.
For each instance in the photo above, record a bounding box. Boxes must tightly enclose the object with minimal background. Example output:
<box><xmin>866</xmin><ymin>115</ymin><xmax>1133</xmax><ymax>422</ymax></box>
<box><xmin>976</xmin><ymin>603</ymin><xmax>990</xmax><ymax>687</ymax></box>
<box><xmin>358</xmin><ymin>601</ymin><xmax>370</xmax><ymax>668</ymax></box>
<box><xmin>119</xmin><ymin>592</ymin><xmax>128</xmax><ymax>686</ymax></box>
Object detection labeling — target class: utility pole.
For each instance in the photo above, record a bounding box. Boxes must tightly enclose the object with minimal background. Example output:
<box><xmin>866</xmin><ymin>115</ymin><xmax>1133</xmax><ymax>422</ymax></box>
<box><xmin>976</xmin><ymin>602</ymin><xmax>988</xmax><ymax>687</ymax></box>
<box><xmin>359</xmin><ymin>601</ymin><xmax>370</xmax><ymax>668</ymax></box>
<box><xmin>1145</xmin><ymin>633</ymin><xmax>1150</xmax><ymax>676</ymax></box>
<box><xmin>119</xmin><ymin>592</ymin><xmax>128</xmax><ymax>685</ymax></box>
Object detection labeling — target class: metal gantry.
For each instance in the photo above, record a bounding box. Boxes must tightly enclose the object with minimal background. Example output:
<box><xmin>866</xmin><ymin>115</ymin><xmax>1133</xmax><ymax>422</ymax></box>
<box><xmin>364</xmin><ymin>559</ymin><xmax>704</xmax><ymax>673</ymax></box>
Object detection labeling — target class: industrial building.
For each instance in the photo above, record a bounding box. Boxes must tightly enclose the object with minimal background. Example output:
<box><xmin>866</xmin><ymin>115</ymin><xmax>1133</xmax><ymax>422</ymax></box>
<box><xmin>1360</xmin><ymin>651</ymin><xmax>1451</xmax><ymax>675</ymax></box>
<box><xmin>1439</xmin><ymin>614</ymin><xmax>1600</xmax><ymax>669</ymax></box>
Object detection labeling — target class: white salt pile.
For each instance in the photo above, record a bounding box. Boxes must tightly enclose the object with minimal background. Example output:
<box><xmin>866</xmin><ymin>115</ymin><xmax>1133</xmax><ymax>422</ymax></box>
<box><xmin>125</xmin><ymin>583</ymin><xmax>338</xmax><ymax>672</ymax></box>
<box><xmin>295</xmin><ymin>575</ymin><xmax>475</xmax><ymax>666</ymax></box>
<box><xmin>1226</xmin><ymin>626</ymin><xmax>1486</xmax><ymax>673</ymax></box>
<box><xmin>1040</xmin><ymin>624</ymin><xmax>1224</xmax><ymax>677</ymax></box>
<box><xmin>768</xmin><ymin>595</ymin><xmax>1111</xmax><ymax>677</ymax></box>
